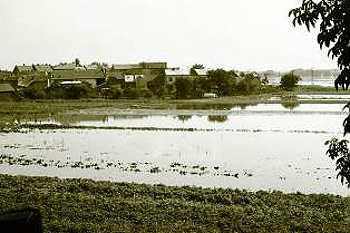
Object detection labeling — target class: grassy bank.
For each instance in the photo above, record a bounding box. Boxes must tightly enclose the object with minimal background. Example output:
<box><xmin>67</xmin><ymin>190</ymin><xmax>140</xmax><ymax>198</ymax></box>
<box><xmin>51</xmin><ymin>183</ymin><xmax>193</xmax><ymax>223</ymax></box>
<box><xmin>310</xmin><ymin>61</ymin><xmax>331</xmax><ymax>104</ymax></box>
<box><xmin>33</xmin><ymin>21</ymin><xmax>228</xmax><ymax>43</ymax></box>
<box><xmin>0</xmin><ymin>174</ymin><xmax>350</xmax><ymax>233</ymax></box>
<box><xmin>0</xmin><ymin>87</ymin><xmax>349</xmax><ymax>115</ymax></box>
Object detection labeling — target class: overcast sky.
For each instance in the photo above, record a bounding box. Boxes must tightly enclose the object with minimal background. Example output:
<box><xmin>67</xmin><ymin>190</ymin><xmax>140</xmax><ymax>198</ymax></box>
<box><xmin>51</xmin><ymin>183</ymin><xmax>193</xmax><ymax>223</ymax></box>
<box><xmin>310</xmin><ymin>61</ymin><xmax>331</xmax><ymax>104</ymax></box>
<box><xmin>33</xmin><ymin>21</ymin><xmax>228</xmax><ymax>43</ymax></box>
<box><xmin>0</xmin><ymin>0</ymin><xmax>339</xmax><ymax>71</ymax></box>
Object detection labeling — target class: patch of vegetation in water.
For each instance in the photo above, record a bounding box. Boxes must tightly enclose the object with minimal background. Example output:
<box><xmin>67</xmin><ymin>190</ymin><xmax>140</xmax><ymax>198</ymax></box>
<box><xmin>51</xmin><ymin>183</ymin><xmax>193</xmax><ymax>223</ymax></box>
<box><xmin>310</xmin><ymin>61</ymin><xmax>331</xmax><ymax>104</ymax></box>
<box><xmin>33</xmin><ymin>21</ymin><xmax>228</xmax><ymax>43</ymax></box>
<box><xmin>0</xmin><ymin>154</ymin><xmax>249</xmax><ymax>179</ymax></box>
<box><xmin>1</xmin><ymin>174</ymin><xmax>350</xmax><ymax>233</ymax></box>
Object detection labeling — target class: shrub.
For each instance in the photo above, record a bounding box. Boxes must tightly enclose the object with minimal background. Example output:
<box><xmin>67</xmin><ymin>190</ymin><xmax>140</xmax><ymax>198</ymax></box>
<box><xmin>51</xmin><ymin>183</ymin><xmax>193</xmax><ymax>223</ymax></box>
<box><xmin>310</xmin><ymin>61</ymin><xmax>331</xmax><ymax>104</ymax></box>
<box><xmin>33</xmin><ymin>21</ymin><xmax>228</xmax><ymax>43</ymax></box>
<box><xmin>174</xmin><ymin>78</ymin><xmax>194</xmax><ymax>99</ymax></box>
<box><xmin>138</xmin><ymin>89</ymin><xmax>153</xmax><ymax>98</ymax></box>
<box><xmin>280</xmin><ymin>72</ymin><xmax>301</xmax><ymax>91</ymax></box>
<box><xmin>46</xmin><ymin>82</ymin><xmax>93</xmax><ymax>99</ymax></box>
<box><xmin>21</xmin><ymin>88</ymin><xmax>46</xmax><ymax>99</ymax></box>
<box><xmin>100</xmin><ymin>87</ymin><xmax>122</xmax><ymax>99</ymax></box>
<box><xmin>123</xmin><ymin>88</ymin><xmax>139</xmax><ymax>99</ymax></box>
<box><xmin>147</xmin><ymin>75</ymin><xmax>165</xmax><ymax>97</ymax></box>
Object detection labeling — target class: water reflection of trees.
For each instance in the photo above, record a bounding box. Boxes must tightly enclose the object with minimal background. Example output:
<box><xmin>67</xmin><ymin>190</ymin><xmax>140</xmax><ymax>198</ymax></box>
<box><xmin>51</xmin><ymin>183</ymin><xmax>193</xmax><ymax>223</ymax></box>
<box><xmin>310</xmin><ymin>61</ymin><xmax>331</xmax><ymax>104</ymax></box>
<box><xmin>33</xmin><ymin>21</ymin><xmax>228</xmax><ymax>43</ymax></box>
<box><xmin>281</xmin><ymin>96</ymin><xmax>300</xmax><ymax>110</ymax></box>
<box><xmin>207</xmin><ymin>115</ymin><xmax>228</xmax><ymax>123</ymax></box>
<box><xmin>177</xmin><ymin>115</ymin><xmax>192</xmax><ymax>122</ymax></box>
<box><xmin>113</xmin><ymin>115</ymin><xmax>146</xmax><ymax>120</ymax></box>
<box><xmin>53</xmin><ymin>115</ymin><xmax>108</xmax><ymax>124</ymax></box>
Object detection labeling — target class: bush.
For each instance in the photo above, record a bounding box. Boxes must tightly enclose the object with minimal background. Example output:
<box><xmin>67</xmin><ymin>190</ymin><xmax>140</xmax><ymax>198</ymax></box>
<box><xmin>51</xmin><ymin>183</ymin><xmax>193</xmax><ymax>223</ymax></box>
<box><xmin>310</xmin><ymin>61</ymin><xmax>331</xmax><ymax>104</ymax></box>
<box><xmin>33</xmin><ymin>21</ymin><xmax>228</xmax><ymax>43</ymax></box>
<box><xmin>138</xmin><ymin>89</ymin><xmax>153</xmax><ymax>98</ymax></box>
<box><xmin>46</xmin><ymin>82</ymin><xmax>93</xmax><ymax>99</ymax></box>
<box><xmin>21</xmin><ymin>88</ymin><xmax>46</xmax><ymax>99</ymax></box>
<box><xmin>147</xmin><ymin>75</ymin><xmax>165</xmax><ymax>97</ymax></box>
<box><xmin>100</xmin><ymin>87</ymin><xmax>122</xmax><ymax>99</ymax></box>
<box><xmin>123</xmin><ymin>88</ymin><xmax>140</xmax><ymax>99</ymax></box>
<box><xmin>280</xmin><ymin>72</ymin><xmax>301</xmax><ymax>91</ymax></box>
<box><xmin>174</xmin><ymin>78</ymin><xmax>194</xmax><ymax>99</ymax></box>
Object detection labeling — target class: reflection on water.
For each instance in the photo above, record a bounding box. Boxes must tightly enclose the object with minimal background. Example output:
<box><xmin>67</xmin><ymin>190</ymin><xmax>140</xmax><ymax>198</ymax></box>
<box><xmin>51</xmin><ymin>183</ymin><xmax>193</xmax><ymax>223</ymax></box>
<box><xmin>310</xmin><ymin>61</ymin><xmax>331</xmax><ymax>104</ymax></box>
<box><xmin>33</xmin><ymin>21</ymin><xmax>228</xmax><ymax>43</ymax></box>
<box><xmin>52</xmin><ymin>115</ymin><xmax>109</xmax><ymax>125</ymax></box>
<box><xmin>23</xmin><ymin>103</ymin><xmax>348</xmax><ymax>128</ymax></box>
<box><xmin>177</xmin><ymin>115</ymin><xmax>192</xmax><ymax>122</ymax></box>
<box><xmin>208</xmin><ymin>115</ymin><xmax>228</xmax><ymax>123</ymax></box>
<box><xmin>0</xmin><ymin>128</ymin><xmax>348</xmax><ymax>195</ymax></box>
<box><xmin>280</xmin><ymin>97</ymin><xmax>300</xmax><ymax>110</ymax></box>
<box><xmin>1</xmin><ymin>103</ymin><xmax>350</xmax><ymax>195</ymax></box>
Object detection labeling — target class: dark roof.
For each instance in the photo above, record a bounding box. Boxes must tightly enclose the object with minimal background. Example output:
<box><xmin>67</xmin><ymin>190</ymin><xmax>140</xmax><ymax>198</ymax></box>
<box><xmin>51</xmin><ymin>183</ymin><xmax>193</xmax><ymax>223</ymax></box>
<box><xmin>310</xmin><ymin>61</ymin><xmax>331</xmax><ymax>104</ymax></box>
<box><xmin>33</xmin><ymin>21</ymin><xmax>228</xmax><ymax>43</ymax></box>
<box><xmin>111</xmin><ymin>62</ymin><xmax>167</xmax><ymax>70</ymax></box>
<box><xmin>34</xmin><ymin>65</ymin><xmax>52</xmax><ymax>72</ymax></box>
<box><xmin>52</xmin><ymin>69</ymin><xmax>104</xmax><ymax>78</ymax></box>
<box><xmin>0</xmin><ymin>83</ymin><xmax>15</xmax><ymax>92</ymax></box>
<box><xmin>18</xmin><ymin>76</ymin><xmax>46</xmax><ymax>88</ymax></box>
<box><xmin>52</xmin><ymin>63</ymin><xmax>77</xmax><ymax>70</ymax></box>
<box><xmin>141</xmin><ymin>62</ymin><xmax>167</xmax><ymax>69</ymax></box>
<box><xmin>0</xmin><ymin>71</ymin><xmax>13</xmax><ymax>79</ymax></box>
<box><xmin>16</xmin><ymin>65</ymin><xmax>33</xmax><ymax>72</ymax></box>
<box><xmin>111</xmin><ymin>64</ymin><xmax>143</xmax><ymax>70</ymax></box>
<box><xmin>165</xmin><ymin>68</ymin><xmax>191</xmax><ymax>76</ymax></box>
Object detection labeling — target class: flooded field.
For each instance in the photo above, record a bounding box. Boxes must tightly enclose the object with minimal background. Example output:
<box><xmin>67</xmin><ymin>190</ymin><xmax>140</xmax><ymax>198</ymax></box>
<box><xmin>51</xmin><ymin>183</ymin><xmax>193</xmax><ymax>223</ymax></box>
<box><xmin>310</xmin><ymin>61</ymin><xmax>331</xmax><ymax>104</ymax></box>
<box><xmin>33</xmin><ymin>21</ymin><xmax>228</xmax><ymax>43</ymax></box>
<box><xmin>1</xmin><ymin>102</ymin><xmax>350</xmax><ymax>195</ymax></box>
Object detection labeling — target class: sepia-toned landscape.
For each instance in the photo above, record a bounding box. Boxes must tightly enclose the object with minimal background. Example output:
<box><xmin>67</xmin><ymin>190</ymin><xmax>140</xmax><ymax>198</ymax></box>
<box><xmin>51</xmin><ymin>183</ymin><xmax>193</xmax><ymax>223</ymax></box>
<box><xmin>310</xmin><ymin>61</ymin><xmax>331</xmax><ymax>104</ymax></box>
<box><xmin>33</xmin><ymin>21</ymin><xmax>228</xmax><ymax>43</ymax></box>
<box><xmin>2</xmin><ymin>0</ymin><xmax>350</xmax><ymax>232</ymax></box>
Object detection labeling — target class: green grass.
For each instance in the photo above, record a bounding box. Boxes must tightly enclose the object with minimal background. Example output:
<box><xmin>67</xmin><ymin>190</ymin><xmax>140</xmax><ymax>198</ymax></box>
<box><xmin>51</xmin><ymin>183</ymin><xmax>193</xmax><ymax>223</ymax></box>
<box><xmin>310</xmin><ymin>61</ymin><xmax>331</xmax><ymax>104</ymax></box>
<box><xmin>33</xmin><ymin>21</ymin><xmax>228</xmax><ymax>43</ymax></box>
<box><xmin>1</xmin><ymin>174</ymin><xmax>350</xmax><ymax>233</ymax></box>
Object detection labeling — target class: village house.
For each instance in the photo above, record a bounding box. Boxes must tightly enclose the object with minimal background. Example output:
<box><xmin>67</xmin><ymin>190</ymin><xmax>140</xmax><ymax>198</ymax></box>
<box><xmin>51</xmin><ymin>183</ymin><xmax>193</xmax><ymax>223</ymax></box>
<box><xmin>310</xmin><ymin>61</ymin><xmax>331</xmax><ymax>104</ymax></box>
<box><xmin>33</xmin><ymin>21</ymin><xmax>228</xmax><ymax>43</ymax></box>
<box><xmin>106</xmin><ymin>62</ymin><xmax>167</xmax><ymax>89</ymax></box>
<box><xmin>12</xmin><ymin>64</ymin><xmax>51</xmax><ymax>90</ymax></box>
<box><xmin>165</xmin><ymin>68</ymin><xmax>209</xmax><ymax>85</ymax></box>
<box><xmin>9</xmin><ymin>61</ymin><xmax>212</xmax><ymax>96</ymax></box>
<box><xmin>165</xmin><ymin>68</ymin><xmax>192</xmax><ymax>86</ymax></box>
<box><xmin>34</xmin><ymin>65</ymin><xmax>53</xmax><ymax>75</ymax></box>
<box><xmin>13</xmin><ymin>64</ymin><xmax>34</xmax><ymax>76</ymax></box>
<box><xmin>17</xmin><ymin>76</ymin><xmax>47</xmax><ymax>89</ymax></box>
<box><xmin>0</xmin><ymin>79</ymin><xmax>17</xmax><ymax>100</ymax></box>
<box><xmin>52</xmin><ymin>62</ymin><xmax>81</xmax><ymax>71</ymax></box>
<box><xmin>49</xmin><ymin>68</ymin><xmax>106</xmax><ymax>88</ymax></box>
<box><xmin>193</xmin><ymin>68</ymin><xmax>210</xmax><ymax>78</ymax></box>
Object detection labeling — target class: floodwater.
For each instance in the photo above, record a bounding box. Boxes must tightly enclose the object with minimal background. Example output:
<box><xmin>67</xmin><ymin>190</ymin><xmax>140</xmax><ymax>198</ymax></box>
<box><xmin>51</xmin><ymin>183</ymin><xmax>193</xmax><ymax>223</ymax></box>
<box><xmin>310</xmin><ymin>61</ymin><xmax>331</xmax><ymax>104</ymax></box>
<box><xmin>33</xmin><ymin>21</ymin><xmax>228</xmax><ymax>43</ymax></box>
<box><xmin>1</xmin><ymin>102</ymin><xmax>350</xmax><ymax>196</ymax></box>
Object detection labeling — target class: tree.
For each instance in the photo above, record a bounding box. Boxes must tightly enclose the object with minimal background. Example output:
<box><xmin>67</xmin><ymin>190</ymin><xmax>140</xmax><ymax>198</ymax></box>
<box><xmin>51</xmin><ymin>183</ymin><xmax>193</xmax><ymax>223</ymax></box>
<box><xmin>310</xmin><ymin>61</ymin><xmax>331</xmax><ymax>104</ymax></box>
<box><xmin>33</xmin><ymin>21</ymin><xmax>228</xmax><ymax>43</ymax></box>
<box><xmin>289</xmin><ymin>0</ymin><xmax>350</xmax><ymax>69</ymax></box>
<box><xmin>75</xmin><ymin>58</ymin><xmax>81</xmax><ymax>67</ymax></box>
<box><xmin>147</xmin><ymin>74</ymin><xmax>166</xmax><ymax>97</ymax></box>
<box><xmin>290</xmin><ymin>0</ymin><xmax>350</xmax><ymax>186</ymax></box>
<box><xmin>207</xmin><ymin>69</ymin><xmax>237</xmax><ymax>96</ymax></box>
<box><xmin>191</xmin><ymin>64</ymin><xmax>205</xmax><ymax>69</ymax></box>
<box><xmin>190</xmin><ymin>64</ymin><xmax>205</xmax><ymax>76</ymax></box>
<box><xmin>261</xmin><ymin>74</ymin><xmax>269</xmax><ymax>86</ymax></box>
<box><xmin>13</xmin><ymin>66</ymin><xmax>19</xmax><ymax>76</ymax></box>
<box><xmin>280</xmin><ymin>72</ymin><xmax>301</xmax><ymax>91</ymax></box>
<box><xmin>174</xmin><ymin>78</ymin><xmax>194</xmax><ymax>99</ymax></box>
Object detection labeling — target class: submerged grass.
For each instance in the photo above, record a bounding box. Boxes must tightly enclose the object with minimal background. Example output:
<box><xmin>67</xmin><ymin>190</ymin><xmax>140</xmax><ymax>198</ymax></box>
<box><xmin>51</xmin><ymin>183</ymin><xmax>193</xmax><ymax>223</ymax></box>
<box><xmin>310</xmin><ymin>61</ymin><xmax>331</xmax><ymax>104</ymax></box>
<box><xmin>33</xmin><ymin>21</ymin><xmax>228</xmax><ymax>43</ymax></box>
<box><xmin>1</xmin><ymin>174</ymin><xmax>350</xmax><ymax>233</ymax></box>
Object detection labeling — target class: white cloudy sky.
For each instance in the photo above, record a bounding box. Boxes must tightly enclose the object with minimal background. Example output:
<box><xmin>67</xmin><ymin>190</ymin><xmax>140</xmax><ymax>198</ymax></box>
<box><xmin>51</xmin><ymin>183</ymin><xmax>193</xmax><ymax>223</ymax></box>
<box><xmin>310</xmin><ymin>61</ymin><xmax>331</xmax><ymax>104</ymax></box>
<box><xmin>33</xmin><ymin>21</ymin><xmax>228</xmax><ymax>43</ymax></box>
<box><xmin>0</xmin><ymin>0</ymin><xmax>339</xmax><ymax>71</ymax></box>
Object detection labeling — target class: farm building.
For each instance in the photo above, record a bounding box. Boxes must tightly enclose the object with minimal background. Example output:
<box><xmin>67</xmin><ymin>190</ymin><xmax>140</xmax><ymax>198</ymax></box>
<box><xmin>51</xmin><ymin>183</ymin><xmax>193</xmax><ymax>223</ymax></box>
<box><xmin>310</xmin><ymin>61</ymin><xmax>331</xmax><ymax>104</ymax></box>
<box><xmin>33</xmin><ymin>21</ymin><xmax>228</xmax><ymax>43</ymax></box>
<box><xmin>34</xmin><ymin>65</ymin><xmax>53</xmax><ymax>75</ymax></box>
<box><xmin>193</xmin><ymin>68</ymin><xmax>210</xmax><ymax>78</ymax></box>
<box><xmin>165</xmin><ymin>68</ymin><xmax>193</xmax><ymax>85</ymax></box>
<box><xmin>165</xmin><ymin>68</ymin><xmax>209</xmax><ymax>85</ymax></box>
<box><xmin>52</xmin><ymin>63</ymin><xmax>78</xmax><ymax>71</ymax></box>
<box><xmin>0</xmin><ymin>81</ymin><xmax>17</xmax><ymax>100</ymax></box>
<box><xmin>50</xmin><ymin>69</ymin><xmax>106</xmax><ymax>88</ymax></box>
<box><xmin>107</xmin><ymin>62</ymin><xmax>167</xmax><ymax>89</ymax></box>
